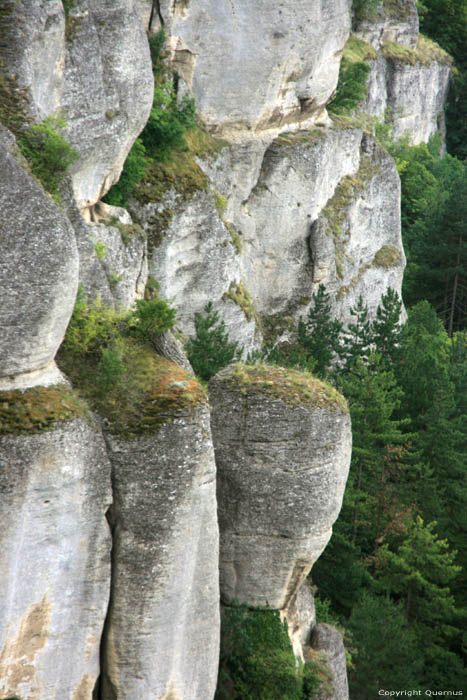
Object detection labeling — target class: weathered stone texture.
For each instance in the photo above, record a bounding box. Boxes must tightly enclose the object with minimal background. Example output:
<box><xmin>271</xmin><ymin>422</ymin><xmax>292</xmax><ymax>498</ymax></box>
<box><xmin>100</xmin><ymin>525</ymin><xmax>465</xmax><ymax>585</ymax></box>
<box><xmin>133</xmin><ymin>188</ymin><xmax>259</xmax><ymax>352</ymax></box>
<box><xmin>354</xmin><ymin>0</ymin><xmax>419</xmax><ymax>49</ymax></box>
<box><xmin>311</xmin><ymin>133</ymin><xmax>405</xmax><ymax>326</ymax></box>
<box><xmin>0</xmin><ymin>128</ymin><xmax>78</xmax><ymax>384</ymax></box>
<box><xmin>209</xmin><ymin>365</ymin><xmax>351</xmax><ymax>609</ymax></box>
<box><xmin>310</xmin><ymin>623</ymin><xmax>349</xmax><ymax>700</ymax></box>
<box><xmin>101</xmin><ymin>404</ymin><xmax>220</xmax><ymax>700</ymax></box>
<box><xmin>353</xmin><ymin>0</ymin><xmax>450</xmax><ymax>144</ymax></box>
<box><xmin>0</xmin><ymin>0</ymin><xmax>65</xmax><ymax>123</ymax></box>
<box><xmin>283</xmin><ymin>582</ymin><xmax>316</xmax><ymax>661</ymax></box>
<box><xmin>165</xmin><ymin>0</ymin><xmax>352</xmax><ymax>134</ymax></box>
<box><xmin>0</xmin><ymin>419</ymin><xmax>112</xmax><ymax>700</ymax></box>
<box><xmin>67</xmin><ymin>199</ymin><xmax>147</xmax><ymax>308</ymax></box>
<box><xmin>363</xmin><ymin>53</ymin><xmax>450</xmax><ymax>145</ymax></box>
<box><xmin>62</xmin><ymin>0</ymin><xmax>154</xmax><ymax>211</ymax></box>
<box><xmin>0</xmin><ymin>0</ymin><xmax>153</xmax><ymax>212</ymax></box>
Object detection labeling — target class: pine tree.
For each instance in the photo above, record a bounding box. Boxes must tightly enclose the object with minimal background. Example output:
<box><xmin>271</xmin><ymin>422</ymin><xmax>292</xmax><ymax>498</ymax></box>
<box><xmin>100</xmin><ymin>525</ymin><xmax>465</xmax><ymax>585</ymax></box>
<box><xmin>339</xmin><ymin>296</ymin><xmax>372</xmax><ymax>373</ymax></box>
<box><xmin>186</xmin><ymin>302</ymin><xmax>242</xmax><ymax>381</ymax></box>
<box><xmin>297</xmin><ymin>284</ymin><xmax>343</xmax><ymax>378</ymax></box>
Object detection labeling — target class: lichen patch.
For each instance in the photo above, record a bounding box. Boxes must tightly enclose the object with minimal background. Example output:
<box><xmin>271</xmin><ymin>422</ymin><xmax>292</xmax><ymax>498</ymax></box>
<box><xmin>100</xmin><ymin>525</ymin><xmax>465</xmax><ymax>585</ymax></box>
<box><xmin>72</xmin><ymin>674</ymin><xmax>94</xmax><ymax>700</ymax></box>
<box><xmin>0</xmin><ymin>595</ymin><xmax>51</xmax><ymax>695</ymax></box>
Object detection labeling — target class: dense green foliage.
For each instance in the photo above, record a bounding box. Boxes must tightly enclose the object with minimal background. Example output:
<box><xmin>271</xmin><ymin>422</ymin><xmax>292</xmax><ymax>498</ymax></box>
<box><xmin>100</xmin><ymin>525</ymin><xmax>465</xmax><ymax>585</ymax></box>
<box><xmin>105</xmin><ymin>29</ymin><xmax>197</xmax><ymax>206</ymax></box>
<box><xmin>185</xmin><ymin>302</ymin><xmax>242</xmax><ymax>381</ymax></box>
<box><xmin>56</xmin><ymin>288</ymin><xmax>198</xmax><ymax>435</ymax></box>
<box><xmin>306</xmin><ymin>295</ymin><xmax>467</xmax><ymax>694</ymax></box>
<box><xmin>17</xmin><ymin>116</ymin><xmax>78</xmax><ymax>200</ymax></box>
<box><xmin>418</xmin><ymin>0</ymin><xmax>467</xmax><ymax>157</ymax></box>
<box><xmin>328</xmin><ymin>58</ymin><xmax>371</xmax><ymax>116</ymax></box>
<box><xmin>216</xmin><ymin>604</ymin><xmax>324</xmax><ymax>700</ymax></box>
<box><xmin>384</xmin><ymin>135</ymin><xmax>467</xmax><ymax>335</ymax></box>
<box><xmin>352</xmin><ymin>0</ymin><xmax>382</xmax><ymax>24</ymax></box>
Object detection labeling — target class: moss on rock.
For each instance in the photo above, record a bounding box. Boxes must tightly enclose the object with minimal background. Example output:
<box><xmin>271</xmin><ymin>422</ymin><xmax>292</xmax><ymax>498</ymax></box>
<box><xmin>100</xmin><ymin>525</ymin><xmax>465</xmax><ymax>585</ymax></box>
<box><xmin>220</xmin><ymin>363</ymin><xmax>348</xmax><ymax>413</ymax></box>
<box><xmin>372</xmin><ymin>244</ymin><xmax>401</xmax><ymax>267</ymax></box>
<box><xmin>0</xmin><ymin>385</ymin><xmax>89</xmax><ymax>436</ymax></box>
<box><xmin>224</xmin><ymin>282</ymin><xmax>258</xmax><ymax>323</ymax></box>
<box><xmin>59</xmin><ymin>339</ymin><xmax>206</xmax><ymax>437</ymax></box>
<box><xmin>133</xmin><ymin>125</ymin><xmax>226</xmax><ymax>206</ymax></box>
<box><xmin>382</xmin><ymin>35</ymin><xmax>453</xmax><ymax>67</ymax></box>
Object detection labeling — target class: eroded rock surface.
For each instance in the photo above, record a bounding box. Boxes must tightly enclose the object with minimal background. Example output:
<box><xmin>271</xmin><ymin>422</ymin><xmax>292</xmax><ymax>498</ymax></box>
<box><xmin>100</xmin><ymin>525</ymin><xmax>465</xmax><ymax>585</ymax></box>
<box><xmin>283</xmin><ymin>582</ymin><xmax>316</xmax><ymax>662</ymax></box>
<box><xmin>0</xmin><ymin>0</ymin><xmax>153</xmax><ymax>212</ymax></box>
<box><xmin>165</xmin><ymin>0</ymin><xmax>352</xmax><ymax>135</ymax></box>
<box><xmin>102</xmin><ymin>398</ymin><xmax>219</xmax><ymax>699</ymax></box>
<box><xmin>209</xmin><ymin>364</ymin><xmax>351</xmax><ymax>609</ymax></box>
<box><xmin>0</xmin><ymin>127</ymin><xmax>78</xmax><ymax>386</ymax></box>
<box><xmin>310</xmin><ymin>623</ymin><xmax>349</xmax><ymax>700</ymax></box>
<box><xmin>311</xmin><ymin>133</ymin><xmax>405</xmax><ymax>325</ymax></box>
<box><xmin>0</xmin><ymin>418</ymin><xmax>112</xmax><ymax>700</ymax></box>
<box><xmin>353</xmin><ymin>0</ymin><xmax>451</xmax><ymax>144</ymax></box>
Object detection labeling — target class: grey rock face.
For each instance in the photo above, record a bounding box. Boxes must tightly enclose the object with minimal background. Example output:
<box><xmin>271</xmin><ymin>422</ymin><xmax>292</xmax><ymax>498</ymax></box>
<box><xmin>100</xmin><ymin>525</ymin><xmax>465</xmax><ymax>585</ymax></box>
<box><xmin>363</xmin><ymin>50</ymin><xmax>451</xmax><ymax>145</ymax></box>
<box><xmin>232</xmin><ymin>127</ymin><xmax>404</xmax><ymax>329</ymax></box>
<box><xmin>0</xmin><ymin>0</ymin><xmax>66</xmax><ymax>123</ymax></box>
<box><xmin>0</xmin><ymin>419</ymin><xmax>112</xmax><ymax>700</ymax></box>
<box><xmin>62</xmin><ymin>0</ymin><xmax>154</xmax><ymax>211</ymax></box>
<box><xmin>0</xmin><ymin>0</ymin><xmax>153</xmax><ymax>213</ymax></box>
<box><xmin>311</xmin><ymin>133</ymin><xmax>405</xmax><ymax>326</ymax></box>
<box><xmin>283</xmin><ymin>582</ymin><xmax>316</xmax><ymax>661</ymax></box>
<box><xmin>102</xmin><ymin>405</ymin><xmax>219</xmax><ymax>700</ymax></box>
<box><xmin>235</xmin><ymin>127</ymin><xmax>363</xmax><ymax>321</ymax></box>
<box><xmin>132</xmin><ymin>187</ymin><xmax>259</xmax><ymax>352</ymax></box>
<box><xmin>354</xmin><ymin>0</ymin><xmax>419</xmax><ymax>49</ymax></box>
<box><xmin>67</xmin><ymin>199</ymin><xmax>147</xmax><ymax>308</ymax></box>
<box><xmin>209</xmin><ymin>364</ymin><xmax>351</xmax><ymax>609</ymax></box>
<box><xmin>352</xmin><ymin>0</ymin><xmax>451</xmax><ymax>145</ymax></box>
<box><xmin>0</xmin><ymin>128</ymin><xmax>78</xmax><ymax>383</ymax></box>
<box><xmin>165</xmin><ymin>0</ymin><xmax>352</xmax><ymax>134</ymax></box>
<box><xmin>310</xmin><ymin>623</ymin><xmax>349</xmax><ymax>700</ymax></box>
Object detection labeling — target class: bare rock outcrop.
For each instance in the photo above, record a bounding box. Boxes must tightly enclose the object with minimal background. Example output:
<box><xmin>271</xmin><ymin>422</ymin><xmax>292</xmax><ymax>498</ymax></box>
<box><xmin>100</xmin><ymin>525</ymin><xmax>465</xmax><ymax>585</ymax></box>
<box><xmin>0</xmin><ymin>127</ymin><xmax>78</xmax><ymax>389</ymax></box>
<box><xmin>310</xmin><ymin>132</ymin><xmax>405</xmax><ymax>325</ymax></box>
<box><xmin>163</xmin><ymin>0</ymin><xmax>352</xmax><ymax>135</ymax></box>
<box><xmin>101</xmin><ymin>362</ymin><xmax>219</xmax><ymax>700</ymax></box>
<box><xmin>0</xmin><ymin>0</ymin><xmax>154</xmax><ymax>214</ymax></box>
<box><xmin>309</xmin><ymin>623</ymin><xmax>349</xmax><ymax>700</ymax></box>
<box><xmin>0</xmin><ymin>413</ymin><xmax>112</xmax><ymax>700</ymax></box>
<box><xmin>209</xmin><ymin>363</ymin><xmax>351</xmax><ymax>609</ymax></box>
<box><xmin>283</xmin><ymin>582</ymin><xmax>316</xmax><ymax>662</ymax></box>
<box><xmin>353</xmin><ymin>0</ymin><xmax>451</xmax><ymax>144</ymax></box>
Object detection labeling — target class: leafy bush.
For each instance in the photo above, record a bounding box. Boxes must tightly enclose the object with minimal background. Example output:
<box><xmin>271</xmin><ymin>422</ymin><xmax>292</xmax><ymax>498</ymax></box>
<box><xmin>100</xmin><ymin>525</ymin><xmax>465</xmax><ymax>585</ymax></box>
<box><xmin>17</xmin><ymin>115</ymin><xmax>78</xmax><ymax>200</ymax></box>
<box><xmin>141</xmin><ymin>86</ymin><xmax>197</xmax><ymax>161</ymax></box>
<box><xmin>328</xmin><ymin>58</ymin><xmax>371</xmax><ymax>115</ymax></box>
<box><xmin>61</xmin><ymin>287</ymin><xmax>122</xmax><ymax>357</ymax></box>
<box><xmin>216</xmin><ymin>604</ymin><xmax>319</xmax><ymax>700</ymax></box>
<box><xmin>186</xmin><ymin>302</ymin><xmax>242</xmax><ymax>381</ymax></box>
<box><xmin>58</xmin><ymin>289</ymin><xmax>202</xmax><ymax>435</ymax></box>
<box><xmin>104</xmin><ymin>27</ymin><xmax>197</xmax><ymax>205</ymax></box>
<box><xmin>352</xmin><ymin>0</ymin><xmax>383</xmax><ymax>24</ymax></box>
<box><xmin>128</xmin><ymin>298</ymin><xmax>176</xmax><ymax>342</ymax></box>
<box><xmin>104</xmin><ymin>138</ymin><xmax>149</xmax><ymax>207</ymax></box>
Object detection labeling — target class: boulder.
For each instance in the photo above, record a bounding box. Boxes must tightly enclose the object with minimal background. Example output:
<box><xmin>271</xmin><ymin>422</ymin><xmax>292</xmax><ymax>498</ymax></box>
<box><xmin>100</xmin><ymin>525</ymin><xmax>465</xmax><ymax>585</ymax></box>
<box><xmin>165</xmin><ymin>0</ymin><xmax>352</xmax><ymax>134</ymax></box>
<box><xmin>209</xmin><ymin>363</ymin><xmax>351</xmax><ymax>609</ymax></box>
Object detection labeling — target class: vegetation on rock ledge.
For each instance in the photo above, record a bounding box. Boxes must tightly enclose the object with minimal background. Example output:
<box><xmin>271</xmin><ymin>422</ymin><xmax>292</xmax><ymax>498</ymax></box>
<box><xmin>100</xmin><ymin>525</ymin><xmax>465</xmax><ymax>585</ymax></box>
<box><xmin>219</xmin><ymin>363</ymin><xmax>348</xmax><ymax>413</ymax></box>
<box><xmin>58</xmin><ymin>288</ymin><xmax>205</xmax><ymax>436</ymax></box>
<box><xmin>0</xmin><ymin>385</ymin><xmax>88</xmax><ymax>436</ymax></box>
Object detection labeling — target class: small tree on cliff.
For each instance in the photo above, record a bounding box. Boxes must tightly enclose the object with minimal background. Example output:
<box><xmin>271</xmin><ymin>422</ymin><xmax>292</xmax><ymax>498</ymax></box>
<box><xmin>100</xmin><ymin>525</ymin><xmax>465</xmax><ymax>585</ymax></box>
<box><xmin>186</xmin><ymin>302</ymin><xmax>242</xmax><ymax>381</ymax></box>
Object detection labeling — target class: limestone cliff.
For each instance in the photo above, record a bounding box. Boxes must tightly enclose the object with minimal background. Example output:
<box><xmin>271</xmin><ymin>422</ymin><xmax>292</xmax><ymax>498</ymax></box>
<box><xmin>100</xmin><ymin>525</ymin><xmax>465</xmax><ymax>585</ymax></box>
<box><xmin>0</xmin><ymin>0</ymin><xmax>452</xmax><ymax>698</ymax></box>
